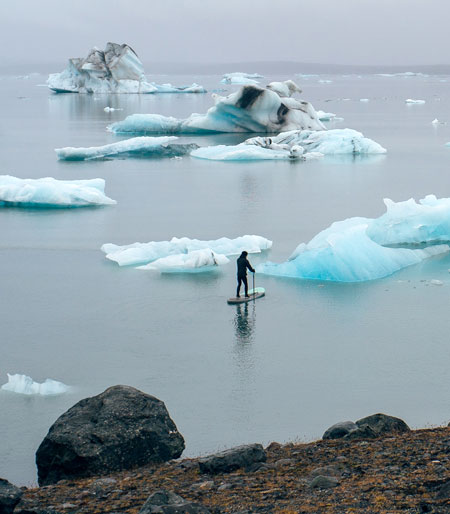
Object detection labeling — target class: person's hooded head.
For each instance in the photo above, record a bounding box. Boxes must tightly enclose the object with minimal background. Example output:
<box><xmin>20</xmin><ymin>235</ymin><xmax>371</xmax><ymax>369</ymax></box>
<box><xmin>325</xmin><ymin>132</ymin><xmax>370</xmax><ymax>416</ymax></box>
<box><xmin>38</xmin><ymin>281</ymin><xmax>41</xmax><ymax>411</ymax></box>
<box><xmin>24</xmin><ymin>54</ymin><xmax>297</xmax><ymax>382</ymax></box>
<box><xmin>240</xmin><ymin>251</ymin><xmax>248</xmax><ymax>258</ymax></box>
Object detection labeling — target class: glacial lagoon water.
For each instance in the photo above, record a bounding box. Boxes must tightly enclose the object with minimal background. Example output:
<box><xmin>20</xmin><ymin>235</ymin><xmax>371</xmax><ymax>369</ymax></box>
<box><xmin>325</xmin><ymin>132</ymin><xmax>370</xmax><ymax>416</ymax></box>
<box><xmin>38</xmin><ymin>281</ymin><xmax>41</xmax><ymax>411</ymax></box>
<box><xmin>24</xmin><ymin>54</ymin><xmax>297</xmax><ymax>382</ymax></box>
<box><xmin>1</xmin><ymin>71</ymin><xmax>450</xmax><ymax>485</ymax></box>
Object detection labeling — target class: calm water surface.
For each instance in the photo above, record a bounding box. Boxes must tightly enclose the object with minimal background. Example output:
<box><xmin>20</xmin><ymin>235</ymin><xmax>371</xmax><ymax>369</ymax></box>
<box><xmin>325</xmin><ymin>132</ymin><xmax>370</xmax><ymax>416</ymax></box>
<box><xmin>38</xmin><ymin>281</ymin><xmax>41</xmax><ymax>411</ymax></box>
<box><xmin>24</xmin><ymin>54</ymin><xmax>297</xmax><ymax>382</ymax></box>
<box><xmin>1</xmin><ymin>71</ymin><xmax>450</xmax><ymax>485</ymax></box>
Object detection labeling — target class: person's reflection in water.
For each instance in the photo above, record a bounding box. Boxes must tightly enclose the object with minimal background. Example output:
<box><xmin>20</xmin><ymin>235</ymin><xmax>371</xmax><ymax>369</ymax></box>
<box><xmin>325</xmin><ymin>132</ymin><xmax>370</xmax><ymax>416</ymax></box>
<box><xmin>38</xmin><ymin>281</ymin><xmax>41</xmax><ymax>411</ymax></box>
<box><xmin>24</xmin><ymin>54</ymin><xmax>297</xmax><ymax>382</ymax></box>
<box><xmin>233</xmin><ymin>301</ymin><xmax>255</xmax><ymax>345</ymax></box>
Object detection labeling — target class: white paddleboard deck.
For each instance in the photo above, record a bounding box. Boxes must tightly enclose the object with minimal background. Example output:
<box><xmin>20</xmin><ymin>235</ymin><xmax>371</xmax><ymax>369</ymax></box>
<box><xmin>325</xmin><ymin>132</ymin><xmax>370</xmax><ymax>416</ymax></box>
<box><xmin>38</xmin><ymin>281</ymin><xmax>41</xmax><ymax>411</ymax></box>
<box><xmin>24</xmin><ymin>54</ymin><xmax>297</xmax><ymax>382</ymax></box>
<box><xmin>227</xmin><ymin>291</ymin><xmax>265</xmax><ymax>304</ymax></box>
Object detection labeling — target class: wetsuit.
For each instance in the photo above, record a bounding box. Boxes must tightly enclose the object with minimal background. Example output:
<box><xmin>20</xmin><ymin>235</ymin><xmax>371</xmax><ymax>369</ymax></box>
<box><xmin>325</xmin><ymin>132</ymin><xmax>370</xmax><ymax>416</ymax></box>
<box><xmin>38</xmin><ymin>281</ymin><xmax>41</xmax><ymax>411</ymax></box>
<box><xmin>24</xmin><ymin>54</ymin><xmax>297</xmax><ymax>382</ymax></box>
<box><xmin>236</xmin><ymin>255</ymin><xmax>255</xmax><ymax>297</ymax></box>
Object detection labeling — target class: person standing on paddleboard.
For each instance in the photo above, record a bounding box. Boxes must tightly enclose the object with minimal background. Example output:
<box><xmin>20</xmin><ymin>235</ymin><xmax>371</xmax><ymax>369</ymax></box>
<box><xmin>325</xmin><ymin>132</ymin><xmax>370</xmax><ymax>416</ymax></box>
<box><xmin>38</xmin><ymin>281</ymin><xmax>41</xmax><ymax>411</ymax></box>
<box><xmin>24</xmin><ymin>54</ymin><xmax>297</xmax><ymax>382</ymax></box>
<box><xmin>236</xmin><ymin>251</ymin><xmax>255</xmax><ymax>298</ymax></box>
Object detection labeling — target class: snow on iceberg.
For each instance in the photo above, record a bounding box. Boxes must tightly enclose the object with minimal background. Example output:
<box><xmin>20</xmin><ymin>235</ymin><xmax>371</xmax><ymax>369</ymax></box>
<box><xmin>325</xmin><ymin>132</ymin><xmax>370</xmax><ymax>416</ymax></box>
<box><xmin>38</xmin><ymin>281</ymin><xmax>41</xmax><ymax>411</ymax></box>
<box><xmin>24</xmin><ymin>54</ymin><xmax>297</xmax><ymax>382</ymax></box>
<box><xmin>0</xmin><ymin>176</ymin><xmax>116</xmax><ymax>207</ymax></box>
<box><xmin>102</xmin><ymin>235</ymin><xmax>272</xmax><ymax>267</ymax></box>
<box><xmin>55</xmin><ymin>136</ymin><xmax>198</xmax><ymax>161</ymax></box>
<box><xmin>48</xmin><ymin>42</ymin><xmax>206</xmax><ymax>94</ymax></box>
<box><xmin>191</xmin><ymin>129</ymin><xmax>386</xmax><ymax>161</ymax></box>
<box><xmin>366</xmin><ymin>195</ymin><xmax>450</xmax><ymax>246</ymax></box>
<box><xmin>108</xmin><ymin>81</ymin><xmax>325</xmax><ymax>135</ymax></box>
<box><xmin>258</xmin><ymin>196</ymin><xmax>450</xmax><ymax>282</ymax></box>
<box><xmin>137</xmin><ymin>248</ymin><xmax>229</xmax><ymax>272</ymax></box>
<box><xmin>1</xmin><ymin>374</ymin><xmax>70</xmax><ymax>395</ymax></box>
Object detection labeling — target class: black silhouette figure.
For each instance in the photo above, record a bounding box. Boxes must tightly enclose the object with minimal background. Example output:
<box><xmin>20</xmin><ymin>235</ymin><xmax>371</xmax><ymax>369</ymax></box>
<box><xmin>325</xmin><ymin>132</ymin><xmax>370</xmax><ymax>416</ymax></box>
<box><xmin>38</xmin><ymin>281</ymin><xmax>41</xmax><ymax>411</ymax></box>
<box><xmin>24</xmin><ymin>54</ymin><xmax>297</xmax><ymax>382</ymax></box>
<box><xmin>236</xmin><ymin>251</ymin><xmax>255</xmax><ymax>298</ymax></box>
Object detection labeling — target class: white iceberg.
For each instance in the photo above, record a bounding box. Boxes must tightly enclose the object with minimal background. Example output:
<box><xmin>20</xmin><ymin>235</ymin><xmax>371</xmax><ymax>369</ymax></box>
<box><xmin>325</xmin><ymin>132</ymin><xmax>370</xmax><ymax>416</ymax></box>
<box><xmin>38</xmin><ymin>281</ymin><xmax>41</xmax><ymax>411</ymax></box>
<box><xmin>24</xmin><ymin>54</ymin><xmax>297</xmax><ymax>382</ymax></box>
<box><xmin>258</xmin><ymin>196</ymin><xmax>450</xmax><ymax>282</ymax></box>
<box><xmin>1</xmin><ymin>374</ymin><xmax>70</xmax><ymax>395</ymax></box>
<box><xmin>366</xmin><ymin>195</ymin><xmax>450</xmax><ymax>246</ymax></box>
<box><xmin>360</xmin><ymin>98</ymin><xmax>370</xmax><ymax>102</ymax></box>
<box><xmin>221</xmin><ymin>72</ymin><xmax>263</xmax><ymax>85</ymax></box>
<box><xmin>55</xmin><ymin>136</ymin><xmax>198</xmax><ymax>161</ymax></box>
<box><xmin>0</xmin><ymin>176</ymin><xmax>116</xmax><ymax>207</ymax></box>
<box><xmin>102</xmin><ymin>235</ymin><xmax>272</xmax><ymax>267</ymax></box>
<box><xmin>405</xmin><ymin>99</ymin><xmax>426</xmax><ymax>104</ymax></box>
<box><xmin>48</xmin><ymin>42</ymin><xmax>206</xmax><ymax>94</ymax></box>
<box><xmin>108</xmin><ymin>81</ymin><xmax>325</xmax><ymax>135</ymax></box>
<box><xmin>316</xmin><ymin>110</ymin><xmax>337</xmax><ymax>121</ymax></box>
<box><xmin>104</xmin><ymin>106</ymin><xmax>123</xmax><ymax>112</ymax></box>
<box><xmin>137</xmin><ymin>248</ymin><xmax>229</xmax><ymax>272</ymax></box>
<box><xmin>191</xmin><ymin>128</ymin><xmax>386</xmax><ymax>161</ymax></box>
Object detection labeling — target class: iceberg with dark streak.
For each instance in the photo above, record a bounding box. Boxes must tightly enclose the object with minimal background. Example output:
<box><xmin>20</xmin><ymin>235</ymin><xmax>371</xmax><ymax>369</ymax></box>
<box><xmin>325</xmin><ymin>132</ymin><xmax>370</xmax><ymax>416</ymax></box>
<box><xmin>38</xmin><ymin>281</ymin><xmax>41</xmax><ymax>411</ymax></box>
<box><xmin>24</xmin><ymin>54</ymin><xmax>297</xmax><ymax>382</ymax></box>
<box><xmin>102</xmin><ymin>235</ymin><xmax>272</xmax><ymax>267</ymax></box>
<box><xmin>258</xmin><ymin>196</ymin><xmax>450</xmax><ymax>282</ymax></box>
<box><xmin>56</xmin><ymin>137</ymin><xmax>198</xmax><ymax>161</ymax></box>
<box><xmin>108</xmin><ymin>81</ymin><xmax>325</xmax><ymax>135</ymax></box>
<box><xmin>0</xmin><ymin>176</ymin><xmax>116</xmax><ymax>207</ymax></box>
<box><xmin>48</xmin><ymin>42</ymin><xmax>206</xmax><ymax>94</ymax></box>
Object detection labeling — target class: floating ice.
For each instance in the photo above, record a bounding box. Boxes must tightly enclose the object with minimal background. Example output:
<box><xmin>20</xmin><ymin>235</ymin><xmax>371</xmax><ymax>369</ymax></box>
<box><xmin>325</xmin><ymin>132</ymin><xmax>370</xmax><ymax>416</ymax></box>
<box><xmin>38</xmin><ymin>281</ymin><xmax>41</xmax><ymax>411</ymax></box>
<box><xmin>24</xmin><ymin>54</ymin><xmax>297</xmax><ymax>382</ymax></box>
<box><xmin>108</xmin><ymin>81</ymin><xmax>325</xmax><ymax>135</ymax></box>
<box><xmin>319</xmin><ymin>79</ymin><xmax>332</xmax><ymax>84</ymax></box>
<box><xmin>258</xmin><ymin>196</ymin><xmax>450</xmax><ymax>282</ymax></box>
<box><xmin>55</xmin><ymin>137</ymin><xmax>198</xmax><ymax>161</ymax></box>
<box><xmin>223</xmin><ymin>72</ymin><xmax>263</xmax><ymax>79</ymax></box>
<box><xmin>316</xmin><ymin>110</ymin><xmax>337</xmax><ymax>121</ymax></box>
<box><xmin>48</xmin><ymin>42</ymin><xmax>206</xmax><ymax>94</ymax></box>
<box><xmin>433</xmin><ymin>119</ymin><xmax>447</xmax><ymax>125</ymax></box>
<box><xmin>104</xmin><ymin>106</ymin><xmax>123</xmax><ymax>112</ymax></box>
<box><xmin>266</xmin><ymin>80</ymin><xmax>302</xmax><ymax>98</ymax></box>
<box><xmin>137</xmin><ymin>248</ymin><xmax>229</xmax><ymax>272</ymax></box>
<box><xmin>1</xmin><ymin>374</ymin><xmax>70</xmax><ymax>395</ymax></box>
<box><xmin>0</xmin><ymin>176</ymin><xmax>116</xmax><ymax>207</ymax></box>
<box><xmin>360</xmin><ymin>98</ymin><xmax>370</xmax><ymax>102</ymax></box>
<box><xmin>191</xmin><ymin>128</ymin><xmax>386</xmax><ymax>161</ymax></box>
<box><xmin>102</xmin><ymin>235</ymin><xmax>272</xmax><ymax>267</ymax></box>
<box><xmin>221</xmin><ymin>72</ymin><xmax>263</xmax><ymax>85</ymax></box>
<box><xmin>366</xmin><ymin>195</ymin><xmax>450</xmax><ymax>246</ymax></box>
<box><xmin>405</xmin><ymin>99</ymin><xmax>426</xmax><ymax>104</ymax></box>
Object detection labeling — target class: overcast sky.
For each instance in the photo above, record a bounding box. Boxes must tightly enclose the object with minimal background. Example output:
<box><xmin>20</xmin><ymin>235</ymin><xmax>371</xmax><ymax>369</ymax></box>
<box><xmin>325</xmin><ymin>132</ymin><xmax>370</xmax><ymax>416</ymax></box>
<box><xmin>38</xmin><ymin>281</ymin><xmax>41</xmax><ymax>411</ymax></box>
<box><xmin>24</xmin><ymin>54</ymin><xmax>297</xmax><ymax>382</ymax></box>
<box><xmin>1</xmin><ymin>0</ymin><xmax>449</xmax><ymax>67</ymax></box>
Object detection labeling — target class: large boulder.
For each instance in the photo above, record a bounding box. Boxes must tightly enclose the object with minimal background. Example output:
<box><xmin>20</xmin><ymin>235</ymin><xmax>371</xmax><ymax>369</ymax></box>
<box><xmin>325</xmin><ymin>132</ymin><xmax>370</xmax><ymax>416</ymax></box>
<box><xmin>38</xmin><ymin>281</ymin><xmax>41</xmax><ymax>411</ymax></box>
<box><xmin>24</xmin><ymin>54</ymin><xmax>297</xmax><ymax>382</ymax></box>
<box><xmin>0</xmin><ymin>478</ymin><xmax>23</xmax><ymax>514</ymax></box>
<box><xmin>36</xmin><ymin>385</ymin><xmax>185</xmax><ymax>486</ymax></box>
<box><xmin>198</xmin><ymin>444</ymin><xmax>266</xmax><ymax>474</ymax></box>
<box><xmin>322</xmin><ymin>421</ymin><xmax>358</xmax><ymax>440</ymax></box>
<box><xmin>355</xmin><ymin>413</ymin><xmax>410</xmax><ymax>435</ymax></box>
<box><xmin>139</xmin><ymin>490</ymin><xmax>210</xmax><ymax>514</ymax></box>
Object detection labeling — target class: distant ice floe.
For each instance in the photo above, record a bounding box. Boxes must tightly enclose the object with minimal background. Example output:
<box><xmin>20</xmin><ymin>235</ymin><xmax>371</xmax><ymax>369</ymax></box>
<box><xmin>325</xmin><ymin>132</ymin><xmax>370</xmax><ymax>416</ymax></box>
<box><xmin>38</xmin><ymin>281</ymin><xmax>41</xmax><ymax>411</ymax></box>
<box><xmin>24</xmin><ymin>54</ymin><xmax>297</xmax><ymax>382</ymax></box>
<box><xmin>48</xmin><ymin>42</ymin><xmax>206</xmax><ymax>94</ymax></box>
<box><xmin>221</xmin><ymin>72</ymin><xmax>261</xmax><ymax>85</ymax></box>
<box><xmin>360</xmin><ymin>98</ymin><xmax>370</xmax><ymax>102</ymax></box>
<box><xmin>377</xmin><ymin>72</ymin><xmax>428</xmax><ymax>78</ymax></box>
<box><xmin>405</xmin><ymin>99</ymin><xmax>426</xmax><ymax>104</ymax></box>
<box><xmin>1</xmin><ymin>374</ymin><xmax>70</xmax><ymax>395</ymax></box>
<box><xmin>102</xmin><ymin>235</ymin><xmax>272</xmax><ymax>267</ymax></box>
<box><xmin>137</xmin><ymin>248</ymin><xmax>230</xmax><ymax>272</ymax></box>
<box><xmin>108</xmin><ymin>80</ymin><xmax>325</xmax><ymax>135</ymax></box>
<box><xmin>257</xmin><ymin>196</ymin><xmax>450</xmax><ymax>282</ymax></box>
<box><xmin>432</xmin><ymin>118</ymin><xmax>446</xmax><ymax>125</ymax></box>
<box><xmin>104</xmin><ymin>106</ymin><xmax>123</xmax><ymax>112</ymax></box>
<box><xmin>191</xmin><ymin>129</ymin><xmax>386</xmax><ymax>161</ymax></box>
<box><xmin>0</xmin><ymin>176</ymin><xmax>116</xmax><ymax>207</ymax></box>
<box><xmin>55</xmin><ymin>137</ymin><xmax>198</xmax><ymax>161</ymax></box>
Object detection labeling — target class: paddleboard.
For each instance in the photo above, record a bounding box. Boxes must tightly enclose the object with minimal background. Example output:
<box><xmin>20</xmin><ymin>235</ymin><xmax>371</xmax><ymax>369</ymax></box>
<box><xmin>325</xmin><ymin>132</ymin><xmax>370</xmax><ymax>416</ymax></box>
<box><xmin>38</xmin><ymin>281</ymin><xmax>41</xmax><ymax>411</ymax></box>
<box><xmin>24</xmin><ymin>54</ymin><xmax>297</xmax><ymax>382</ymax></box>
<box><xmin>227</xmin><ymin>290</ymin><xmax>265</xmax><ymax>305</ymax></box>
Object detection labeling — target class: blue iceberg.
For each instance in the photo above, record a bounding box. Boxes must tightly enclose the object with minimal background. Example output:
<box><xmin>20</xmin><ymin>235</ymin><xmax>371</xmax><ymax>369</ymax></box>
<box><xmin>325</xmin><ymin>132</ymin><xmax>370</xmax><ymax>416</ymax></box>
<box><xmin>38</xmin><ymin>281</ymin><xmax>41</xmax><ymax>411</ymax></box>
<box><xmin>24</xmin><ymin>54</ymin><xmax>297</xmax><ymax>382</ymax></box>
<box><xmin>108</xmin><ymin>81</ymin><xmax>325</xmax><ymax>135</ymax></box>
<box><xmin>191</xmin><ymin>129</ymin><xmax>386</xmax><ymax>161</ymax></box>
<box><xmin>0</xmin><ymin>176</ymin><xmax>116</xmax><ymax>207</ymax></box>
<box><xmin>56</xmin><ymin>136</ymin><xmax>198</xmax><ymax>161</ymax></box>
<box><xmin>258</xmin><ymin>196</ymin><xmax>450</xmax><ymax>282</ymax></box>
<box><xmin>102</xmin><ymin>235</ymin><xmax>272</xmax><ymax>267</ymax></box>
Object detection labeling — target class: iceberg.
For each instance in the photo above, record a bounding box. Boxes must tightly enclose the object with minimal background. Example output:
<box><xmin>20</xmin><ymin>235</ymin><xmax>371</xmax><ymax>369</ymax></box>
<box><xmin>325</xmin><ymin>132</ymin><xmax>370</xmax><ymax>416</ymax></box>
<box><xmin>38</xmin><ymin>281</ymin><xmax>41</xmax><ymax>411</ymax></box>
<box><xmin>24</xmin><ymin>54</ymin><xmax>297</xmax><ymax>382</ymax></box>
<box><xmin>316</xmin><ymin>110</ymin><xmax>338</xmax><ymax>121</ymax></box>
<box><xmin>366</xmin><ymin>195</ymin><xmax>450</xmax><ymax>246</ymax></box>
<box><xmin>191</xmin><ymin>128</ymin><xmax>386</xmax><ymax>161</ymax></box>
<box><xmin>1</xmin><ymin>374</ymin><xmax>69</xmax><ymax>395</ymax></box>
<box><xmin>55</xmin><ymin>136</ymin><xmax>198</xmax><ymax>161</ymax></box>
<box><xmin>108</xmin><ymin>81</ymin><xmax>325</xmax><ymax>135</ymax></box>
<box><xmin>405</xmin><ymin>99</ymin><xmax>426</xmax><ymax>104</ymax></box>
<box><xmin>101</xmin><ymin>235</ymin><xmax>272</xmax><ymax>267</ymax></box>
<box><xmin>0</xmin><ymin>176</ymin><xmax>116</xmax><ymax>207</ymax></box>
<box><xmin>48</xmin><ymin>43</ymin><xmax>206</xmax><ymax>94</ymax></box>
<box><xmin>137</xmin><ymin>248</ymin><xmax>229</xmax><ymax>272</ymax></box>
<box><xmin>221</xmin><ymin>72</ymin><xmax>263</xmax><ymax>85</ymax></box>
<box><xmin>258</xmin><ymin>196</ymin><xmax>450</xmax><ymax>282</ymax></box>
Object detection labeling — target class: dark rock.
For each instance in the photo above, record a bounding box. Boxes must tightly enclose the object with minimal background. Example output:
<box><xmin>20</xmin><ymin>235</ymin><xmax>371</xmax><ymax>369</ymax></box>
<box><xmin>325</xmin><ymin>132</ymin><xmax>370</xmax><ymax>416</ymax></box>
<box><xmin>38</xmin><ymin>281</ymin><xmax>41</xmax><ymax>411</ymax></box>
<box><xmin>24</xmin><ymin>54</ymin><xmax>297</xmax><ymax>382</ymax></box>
<box><xmin>435</xmin><ymin>480</ymin><xmax>450</xmax><ymax>499</ymax></box>
<box><xmin>139</xmin><ymin>489</ymin><xmax>210</xmax><ymax>514</ymax></box>
<box><xmin>0</xmin><ymin>478</ymin><xmax>23</xmax><ymax>514</ymax></box>
<box><xmin>36</xmin><ymin>385</ymin><xmax>185</xmax><ymax>486</ymax></box>
<box><xmin>310</xmin><ymin>465</ymin><xmax>342</xmax><ymax>478</ymax></box>
<box><xmin>355</xmin><ymin>413</ymin><xmax>410</xmax><ymax>436</ymax></box>
<box><xmin>322</xmin><ymin>421</ymin><xmax>358</xmax><ymax>440</ymax></box>
<box><xmin>344</xmin><ymin>423</ymin><xmax>377</xmax><ymax>440</ymax></box>
<box><xmin>198</xmin><ymin>444</ymin><xmax>266</xmax><ymax>474</ymax></box>
<box><xmin>309</xmin><ymin>475</ymin><xmax>340</xmax><ymax>489</ymax></box>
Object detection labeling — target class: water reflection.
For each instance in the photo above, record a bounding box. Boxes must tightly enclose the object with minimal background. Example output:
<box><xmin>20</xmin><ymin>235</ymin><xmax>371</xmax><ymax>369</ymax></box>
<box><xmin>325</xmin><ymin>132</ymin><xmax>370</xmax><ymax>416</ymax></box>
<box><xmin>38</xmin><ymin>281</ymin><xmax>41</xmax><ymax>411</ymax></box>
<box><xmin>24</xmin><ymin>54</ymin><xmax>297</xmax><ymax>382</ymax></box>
<box><xmin>233</xmin><ymin>301</ymin><xmax>255</xmax><ymax>345</ymax></box>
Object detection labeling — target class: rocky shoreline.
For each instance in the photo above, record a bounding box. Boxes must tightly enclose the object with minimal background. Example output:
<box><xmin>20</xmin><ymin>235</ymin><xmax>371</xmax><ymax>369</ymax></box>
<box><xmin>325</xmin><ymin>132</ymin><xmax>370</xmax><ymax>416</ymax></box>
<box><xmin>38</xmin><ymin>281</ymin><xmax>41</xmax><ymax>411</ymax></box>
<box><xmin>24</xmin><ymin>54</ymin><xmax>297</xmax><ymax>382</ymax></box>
<box><xmin>1</xmin><ymin>386</ymin><xmax>449</xmax><ymax>513</ymax></box>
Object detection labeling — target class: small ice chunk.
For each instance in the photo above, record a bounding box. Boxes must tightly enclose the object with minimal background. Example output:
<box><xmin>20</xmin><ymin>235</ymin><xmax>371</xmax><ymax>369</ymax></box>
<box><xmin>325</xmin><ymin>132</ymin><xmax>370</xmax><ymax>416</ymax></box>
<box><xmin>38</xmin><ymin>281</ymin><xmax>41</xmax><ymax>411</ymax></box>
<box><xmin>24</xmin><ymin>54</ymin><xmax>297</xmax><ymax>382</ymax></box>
<box><xmin>1</xmin><ymin>373</ymin><xmax>70</xmax><ymax>395</ymax></box>
<box><xmin>430</xmin><ymin>279</ymin><xmax>443</xmax><ymax>286</ymax></box>
<box><xmin>319</xmin><ymin>79</ymin><xmax>332</xmax><ymax>83</ymax></box>
<box><xmin>360</xmin><ymin>98</ymin><xmax>370</xmax><ymax>102</ymax></box>
<box><xmin>405</xmin><ymin>99</ymin><xmax>426</xmax><ymax>104</ymax></box>
<box><xmin>104</xmin><ymin>106</ymin><xmax>123</xmax><ymax>112</ymax></box>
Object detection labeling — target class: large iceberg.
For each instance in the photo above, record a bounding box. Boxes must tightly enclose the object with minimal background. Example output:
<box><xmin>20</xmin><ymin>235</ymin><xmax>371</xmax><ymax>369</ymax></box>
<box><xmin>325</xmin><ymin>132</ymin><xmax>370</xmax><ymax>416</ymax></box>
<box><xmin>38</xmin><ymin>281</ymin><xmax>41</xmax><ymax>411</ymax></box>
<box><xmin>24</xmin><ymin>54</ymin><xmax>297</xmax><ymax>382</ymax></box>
<box><xmin>221</xmin><ymin>73</ymin><xmax>260</xmax><ymax>85</ymax></box>
<box><xmin>48</xmin><ymin>42</ymin><xmax>205</xmax><ymax>94</ymax></box>
<box><xmin>258</xmin><ymin>196</ymin><xmax>450</xmax><ymax>282</ymax></box>
<box><xmin>108</xmin><ymin>81</ymin><xmax>325</xmax><ymax>135</ymax></box>
<box><xmin>102</xmin><ymin>235</ymin><xmax>272</xmax><ymax>267</ymax></box>
<box><xmin>0</xmin><ymin>176</ymin><xmax>116</xmax><ymax>207</ymax></box>
<box><xmin>55</xmin><ymin>136</ymin><xmax>198</xmax><ymax>161</ymax></box>
<box><xmin>191</xmin><ymin>129</ymin><xmax>386</xmax><ymax>161</ymax></box>
<box><xmin>137</xmin><ymin>248</ymin><xmax>230</xmax><ymax>272</ymax></box>
<box><xmin>1</xmin><ymin>374</ymin><xmax>70</xmax><ymax>395</ymax></box>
